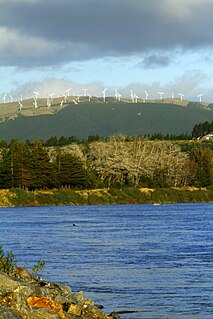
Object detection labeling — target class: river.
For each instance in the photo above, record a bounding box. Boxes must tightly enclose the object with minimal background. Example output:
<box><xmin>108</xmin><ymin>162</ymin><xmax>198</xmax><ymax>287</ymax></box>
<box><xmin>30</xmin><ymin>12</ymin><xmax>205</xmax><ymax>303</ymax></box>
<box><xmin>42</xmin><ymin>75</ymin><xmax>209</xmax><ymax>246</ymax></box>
<box><xmin>0</xmin><ymin>203</ymin><xmax>212</xmax><ymax>318</ymax></box>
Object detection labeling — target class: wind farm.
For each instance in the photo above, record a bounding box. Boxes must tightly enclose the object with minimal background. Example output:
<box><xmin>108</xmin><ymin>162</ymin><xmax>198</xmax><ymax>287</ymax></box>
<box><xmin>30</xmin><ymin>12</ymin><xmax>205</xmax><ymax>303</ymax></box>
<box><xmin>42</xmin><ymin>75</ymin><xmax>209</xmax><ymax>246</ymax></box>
<box><xmin>0</xmin><ymin>89</ymin><xmax>211</xmax><ymax>123</ymax></box>
<box><xmin>0</xmin><ymin>87</ymin><xmax>212</xmax><ymax>142</ymax></box>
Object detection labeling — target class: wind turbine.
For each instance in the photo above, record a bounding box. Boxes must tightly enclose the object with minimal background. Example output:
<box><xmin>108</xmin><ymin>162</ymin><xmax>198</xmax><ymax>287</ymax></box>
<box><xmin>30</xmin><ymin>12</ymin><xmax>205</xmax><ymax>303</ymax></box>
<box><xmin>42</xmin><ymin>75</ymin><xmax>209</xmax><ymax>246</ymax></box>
<box><xmin>115</xmin><ymin>89</ymin><xmax>118</xmax><ymax>100</ymax></box>
<box><xmin>33</xmin><ymin>91</ymin><xmax>40</xmax><ymax>100</ymax></box>
<box><xmin>66</xmin><ymin>88</ymin><xmax>72</xmax><ymax>97</ymax></box>
<box><xmin>3</xmin><ymin>94</ymin><xmax>6</xmax><ymax>103</ymax></box>
<box><xmin>82</xmin><ymin>89</ymin><xmax>88</xmax><ymax>97</ymax></box>
<box><xmin>117</xmin><ymin>93</ymin><xmax>122</xmax><ymax>102</ymax></box>
<box><xmin>87</xmin><ymin>93</ymin><xmax>92</xmax><ymax>101</ymax></box>
<box><xmin>63</xmin><ymin>94</ymin><xmax>67</xmax><ymax>103</ymax></box>
<box><xmin>197</xmin><ymin>93</ymin><xmax>203</xmax><ymax>102</ymax></box>
<box><xmin>9</xmin><ymin>95</ymin><xmax>13</xmax><ymax>103</ymax></box>
<box><xmin>47</xmin><ymin>97</ymin><xmax>51</xmax><ymax>108</ymax></box>
<box><xmin>178</xmin><ymin>93</ymin><xmax>184</xmax><ymax>101</ymax></box>
<box><xmin>130</xmin><ymin>90</ymin><xmax>134</xmax><ymax>103</ymax></box>
<box><xmin>102</xmin><ymin>88</ymin><xmax>107</xmax><ymax>102</ymax></box>
<box><xmin>33</xmin><ymin>98</ymin><xmax>38</xmax><ymax>109</ymax></box>
<box><xmin>49</xmin><ymin>93</ymin><xmax>55</xmax><ymax>101</ymax></box>
<box><xmin>75</xmin><ymin>96</ymin><xmax>81</xmax><ymax>103</ymax></box>
<box><xmin>18</xmin><ymin>101</ymin><xmax>23</xmax><ymax>111</ymax></box>
<box><xmin>20</xmin><ymin>94</ymin><xmax>23</xmax><ymax>102</ymax></box>
<box><xmin>134</xmin><ymin>94</ymin><xmax>139</xmax><ymax>103</ymax></box>
<box><xmin>144</xmin><ymin>90</ymin><xmax>149</xmax><ymax>100</ymax></box>
<box><xmin>158</xmin><ymin>92</ymin><xmax>165</xmax><ymax>100</ymax></box>
<box><xmin>171</xmin><ymin>92</ymin><xmax>174</xmax><ymax>99</ymax></box>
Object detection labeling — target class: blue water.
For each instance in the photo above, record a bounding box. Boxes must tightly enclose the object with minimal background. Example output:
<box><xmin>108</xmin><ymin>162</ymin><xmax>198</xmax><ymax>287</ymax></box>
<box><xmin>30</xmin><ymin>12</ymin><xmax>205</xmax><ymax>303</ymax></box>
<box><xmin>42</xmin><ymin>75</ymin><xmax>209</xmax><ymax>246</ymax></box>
<box><xmin>0</xmin><ymin>203</ymin><xmax>213</xmax><ymax>318</ymax></box>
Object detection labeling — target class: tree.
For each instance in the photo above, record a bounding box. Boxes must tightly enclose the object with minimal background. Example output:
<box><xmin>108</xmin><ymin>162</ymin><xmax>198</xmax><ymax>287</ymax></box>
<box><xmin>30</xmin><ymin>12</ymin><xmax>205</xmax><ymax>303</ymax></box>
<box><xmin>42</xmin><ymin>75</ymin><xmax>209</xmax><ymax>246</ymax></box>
<box><xmin>0</xmin><ymin>140</ymin><xmax>33</xmax><ymax>189</ymax></box>
<box><xmin>55</xmin><ymin>151</ymin><xmax>90</xmax><ymax>188</ymax></box>
<box><xmin>31</xmin><ymin>141</ymin><xmax>55</xmax><ymax>189</ymax></box>
<box><xmin>189</xmin><ymin>145</ymin><xmax>213</xmax><ymax>187</ymax></box>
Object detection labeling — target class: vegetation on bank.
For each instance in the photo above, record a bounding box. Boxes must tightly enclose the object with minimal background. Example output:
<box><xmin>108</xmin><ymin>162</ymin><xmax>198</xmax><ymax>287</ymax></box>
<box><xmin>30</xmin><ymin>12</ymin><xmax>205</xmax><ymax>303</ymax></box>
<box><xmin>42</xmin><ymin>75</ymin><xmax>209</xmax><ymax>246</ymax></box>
<box><xmin>0</xmin><ymin>187</ymin><xmax>212</xmax><ymax>207</ymax></box>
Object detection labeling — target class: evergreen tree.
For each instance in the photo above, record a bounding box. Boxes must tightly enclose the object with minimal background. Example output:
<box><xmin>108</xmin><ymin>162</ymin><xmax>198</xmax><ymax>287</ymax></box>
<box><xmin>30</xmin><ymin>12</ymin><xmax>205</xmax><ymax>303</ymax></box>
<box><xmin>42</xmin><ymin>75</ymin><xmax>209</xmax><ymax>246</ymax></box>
<box><xmin>0</xmin><ymin>140</ymin><xmax>33</xmax><ymax>189</ymax></box>
<box><xmin>31</xmin><ymin>141</ymin><xmax>55</xmax><ymax>189</ymax></box>
<box><xmin>55</xmin><ymin>152</ymin><xmax>89</xmax><ymax>189</ymax></box>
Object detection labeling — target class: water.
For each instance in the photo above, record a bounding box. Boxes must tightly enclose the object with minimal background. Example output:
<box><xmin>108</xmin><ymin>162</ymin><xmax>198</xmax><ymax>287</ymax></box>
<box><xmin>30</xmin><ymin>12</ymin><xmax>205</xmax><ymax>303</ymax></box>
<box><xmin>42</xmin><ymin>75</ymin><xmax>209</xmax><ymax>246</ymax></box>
<box><xmin>0</xmin><ymin>203</ymin><xmax>213</xmax><ymax>318</ymax></box>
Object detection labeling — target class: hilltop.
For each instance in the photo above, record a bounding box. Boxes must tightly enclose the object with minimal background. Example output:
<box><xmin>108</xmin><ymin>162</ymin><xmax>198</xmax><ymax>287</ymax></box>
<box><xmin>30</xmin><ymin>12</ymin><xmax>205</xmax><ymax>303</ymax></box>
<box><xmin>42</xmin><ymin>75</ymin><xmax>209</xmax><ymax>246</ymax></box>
<box><xmin>0</xmin><ymin>96</ymin><xmax>212</xmax><ymax>141</ymax></box>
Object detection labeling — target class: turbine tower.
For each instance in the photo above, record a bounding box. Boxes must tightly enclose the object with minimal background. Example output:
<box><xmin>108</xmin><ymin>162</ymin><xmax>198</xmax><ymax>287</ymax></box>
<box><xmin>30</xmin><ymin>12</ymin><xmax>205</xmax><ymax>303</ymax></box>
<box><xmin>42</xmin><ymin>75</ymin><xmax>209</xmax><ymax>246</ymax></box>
<box><xmin>158</xmin><ymin>92</ymin><xmax>165</xmax><ymax>100</ymax></box>
<box><xmin>3</xmin><ymin>94</ymin><xmax>6</xmax><ymax>103</ymax></box>
<box><xmin>197</xmin><ymin>93</ymin><xmax>203</xmax><ymax>102</ymax></box>
<box><xmin>33</xmin><ymin>91</ymin><xmax>40</xmax><ymax>100</ymax></box>
<box><xmin>117</xmin><ymin>93</ymin><xmax>122</xmax><ymax>102</ymax></box>
<box><xmin>171</xmin><ymin>92</ymin><xmax>174</xmax><ymax>99</ymax></box>
<box><xmin>133</xmin><ymin>94</ymin><xmax>139</xmax><ymax>103</ymax></box>
<box><xmin>66</xmin><ymin>88</ymin><xmax>72</xmax><ymax>97</ymax></box>
<box><xmin>82</xmin><ymin>89</ymin><xmax>88</xmax><ymax>97</ymax></box>
<box><xmin>102</xmin><ymin>88</ymin><xmax>107</xmax><ymax>103</ymax></box>
<box><xmin>87</xmin><ymin>93</ymin><xmax>92</xmax><ymax>102</ymax></box>
<box><xmin>18</xmin><ymin>101</ymin><xmax>23</xmax><ymax>111</ymax></box>
<box><xmin>130</xmin><ymin>90</ymin><xmax>134</xmax><ymax>103</ymax></box>
<box><xmin>178</xmin><ymin>93</ymin><xmax>184</xmax><ymax>101</ymax></box>
<box><xmin>144</xmin><ymin>90</ymin><xmax>149</xmax><ymax>100</ymax></box>
<box><xmin>49</xmin><ymin>93</ymin><xmax>55</xmax><ymax>102</ymax></box>
<box><xmin>9</xmin><ymin>95</ymin><xmax>13</xmax><ymax>103</ymax></box>
<box><xmin>33</xmin><ymin>99</ymin><xmax>38</xmax><ymax>109</ymax></box>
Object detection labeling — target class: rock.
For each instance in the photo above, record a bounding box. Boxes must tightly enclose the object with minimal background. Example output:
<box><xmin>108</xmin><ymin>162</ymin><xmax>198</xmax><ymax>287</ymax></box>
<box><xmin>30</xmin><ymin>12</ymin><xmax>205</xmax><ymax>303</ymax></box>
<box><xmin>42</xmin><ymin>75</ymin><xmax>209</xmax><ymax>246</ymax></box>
<box><xmin>0</xmin><ymin>304</ymin><xmax>23</xmax><ymax>319</ymax></box>
<box><xmin>0</xmin><ymin>270</ymin><xmax>114</xmax><ymax>319</ymax></box>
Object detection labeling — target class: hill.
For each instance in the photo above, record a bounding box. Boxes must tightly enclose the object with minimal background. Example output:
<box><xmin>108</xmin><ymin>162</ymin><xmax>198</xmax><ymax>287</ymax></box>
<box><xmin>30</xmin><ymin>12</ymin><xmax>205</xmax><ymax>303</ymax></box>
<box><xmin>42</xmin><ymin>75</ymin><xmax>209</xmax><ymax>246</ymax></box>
<box><xmin>0</xmin><ymin>98</ymin><xmax>212</xmax><ymax>141</ymax></box>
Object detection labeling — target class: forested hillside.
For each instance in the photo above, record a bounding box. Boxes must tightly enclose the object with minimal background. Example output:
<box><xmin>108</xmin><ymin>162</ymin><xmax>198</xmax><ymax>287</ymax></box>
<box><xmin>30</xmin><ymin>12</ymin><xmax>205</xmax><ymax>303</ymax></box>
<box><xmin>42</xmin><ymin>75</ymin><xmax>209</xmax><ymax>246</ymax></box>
<box><xmin>0</xmin><ymin>101</ymin><xmax>212</xmax><ymax>141</ymax></box>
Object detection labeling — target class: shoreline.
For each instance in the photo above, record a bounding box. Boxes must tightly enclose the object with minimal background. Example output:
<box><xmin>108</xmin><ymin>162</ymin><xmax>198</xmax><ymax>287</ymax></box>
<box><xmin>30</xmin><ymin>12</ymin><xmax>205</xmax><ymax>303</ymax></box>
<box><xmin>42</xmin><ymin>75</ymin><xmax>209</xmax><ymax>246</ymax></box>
<box><xmin>0</xmin><ymin>187</ymin><xmax>212</xmax><ymax>207</ymax></box>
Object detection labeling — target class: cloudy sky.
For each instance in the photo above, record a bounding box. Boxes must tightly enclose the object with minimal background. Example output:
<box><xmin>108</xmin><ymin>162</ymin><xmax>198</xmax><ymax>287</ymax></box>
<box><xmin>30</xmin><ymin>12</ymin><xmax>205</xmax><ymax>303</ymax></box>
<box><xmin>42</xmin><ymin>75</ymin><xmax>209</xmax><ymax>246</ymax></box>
<box><xmin>1</xmin><ymin>0</ymin><xmax>213</xmax><ymax>101</ymax></box>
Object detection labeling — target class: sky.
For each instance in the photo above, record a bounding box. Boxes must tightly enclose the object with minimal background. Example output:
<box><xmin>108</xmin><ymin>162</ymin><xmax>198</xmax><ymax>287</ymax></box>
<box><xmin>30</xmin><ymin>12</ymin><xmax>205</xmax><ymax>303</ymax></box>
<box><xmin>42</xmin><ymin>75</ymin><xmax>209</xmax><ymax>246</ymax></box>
<box><xmin>1</xmin><ymin>0</ymin><xmax>213</xmax><ymax>101</ymax></box>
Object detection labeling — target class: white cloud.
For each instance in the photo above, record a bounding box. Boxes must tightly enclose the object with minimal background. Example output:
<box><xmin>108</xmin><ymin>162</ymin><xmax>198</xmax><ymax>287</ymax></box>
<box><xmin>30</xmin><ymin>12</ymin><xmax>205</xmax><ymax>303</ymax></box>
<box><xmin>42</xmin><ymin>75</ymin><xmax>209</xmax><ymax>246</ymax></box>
<box><xmin>0</xmin><ymin>27</ymin><xmax>57</xmax><ymax>56</ymax></box>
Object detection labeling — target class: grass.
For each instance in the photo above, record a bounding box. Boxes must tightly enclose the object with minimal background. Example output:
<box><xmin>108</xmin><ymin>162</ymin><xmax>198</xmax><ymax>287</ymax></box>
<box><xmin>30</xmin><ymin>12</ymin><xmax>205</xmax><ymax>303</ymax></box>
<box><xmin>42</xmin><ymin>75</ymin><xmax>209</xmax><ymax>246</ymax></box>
<box><xmin>0</xmin><ymin>187</ymin><xmax>213</xmax><ymax>207</ymax></box>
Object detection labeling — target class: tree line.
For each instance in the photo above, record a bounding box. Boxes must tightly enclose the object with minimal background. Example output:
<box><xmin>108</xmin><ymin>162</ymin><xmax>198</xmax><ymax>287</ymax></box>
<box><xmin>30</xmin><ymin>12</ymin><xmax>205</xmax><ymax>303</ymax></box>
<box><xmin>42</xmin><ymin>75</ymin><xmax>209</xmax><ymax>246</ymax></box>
<box><xmin>0</xmin><ymin>137</ymin><xmax>212</xmax><ymax>190</ymax></box>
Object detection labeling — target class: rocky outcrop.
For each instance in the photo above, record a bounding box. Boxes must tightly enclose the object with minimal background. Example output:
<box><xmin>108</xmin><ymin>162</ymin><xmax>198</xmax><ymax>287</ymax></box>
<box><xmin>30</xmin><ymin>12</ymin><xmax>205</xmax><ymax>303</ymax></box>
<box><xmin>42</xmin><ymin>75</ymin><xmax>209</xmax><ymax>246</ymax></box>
<box><xmin>0</xmin><ymin>269</ymin><xmax>120</xmax><ymax>319</ymax></box>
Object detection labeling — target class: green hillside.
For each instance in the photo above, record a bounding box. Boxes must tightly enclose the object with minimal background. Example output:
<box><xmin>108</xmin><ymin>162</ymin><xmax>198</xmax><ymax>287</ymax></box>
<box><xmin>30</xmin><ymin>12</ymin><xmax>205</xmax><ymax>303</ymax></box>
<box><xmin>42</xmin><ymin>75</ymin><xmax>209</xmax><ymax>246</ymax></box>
<box><xmin>0</xmin><ymin>100</ymin><xmax>212</xmax><ymax>141</ymax></box>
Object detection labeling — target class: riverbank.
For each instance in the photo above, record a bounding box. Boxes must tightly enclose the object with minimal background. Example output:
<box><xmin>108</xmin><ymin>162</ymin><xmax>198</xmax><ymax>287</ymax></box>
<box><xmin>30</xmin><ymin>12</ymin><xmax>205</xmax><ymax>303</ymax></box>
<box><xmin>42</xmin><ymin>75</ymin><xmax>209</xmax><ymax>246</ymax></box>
<box><xmin>0</xmin><ymin>267</ymin><xmax>117</xmax><ymax>319</ymax></box>
<box><xmin>0</xmin><ymin>187</ymin><xmax>212</xmax><ymax>207</ymax></box>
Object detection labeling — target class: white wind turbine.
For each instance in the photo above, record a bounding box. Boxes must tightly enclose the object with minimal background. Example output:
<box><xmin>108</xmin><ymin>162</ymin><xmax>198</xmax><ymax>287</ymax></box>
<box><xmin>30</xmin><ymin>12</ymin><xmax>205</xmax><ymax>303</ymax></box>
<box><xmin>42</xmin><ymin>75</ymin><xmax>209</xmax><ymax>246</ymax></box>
<box><xmin>158</xmin><ymin>92</ymin><xmax>165</xmax><ymax>100</ymax></box>
<box><xmin>102</xmin><ymin>88</ymin><xmax>107</xmax><ymax>102</ymax></box>
<box><xmin>49</xmin><ymin>93</ymin><xmax>55</xmax><ymax>101</ymax></box>
<box><xmin>115</xmin><ymin>89</ymin><xmax>118</xmax><ymax>100</ymax></box>
<box><xmin>130</xmin><ymin>90</ymin><xmax>134</xmax><ymax>103</ymax></box>
<box><xmin>82</xmin><ymin>89</ymin><xmax>88</xmax><ymax>97</ymax></box>
<box><xmin>63</xmin><ymin>94</ymin><xmax>67</xmax><ymax>103</ymax></box>
<box><xmin>18</xmin><ymin>101</ymin><xmax>23</xmax><ymax>111</ymax></box>
<box><xmin>178</xmin><ymin>93</ymin><xmax>184</xmax><ymax>101</ymax></box>
<box><xmin>197</xmin><ymin>93</ymin><xmax>204</xmax><ymax>102</ymax></box>
<box><xmin>134</xmin><ymin>94</ymin><xmax>139</xmax><ymax>103</ymax></box>
<box><xmin>144</xmin><ymin>90</ymin><xmax>149</xmax><ymax>101</ymax></box>
<box><xmin>33</xmin><ymin>91</ymin><xmax>40</xmax><ymax>100</ymax></box>
<box><xmin>66</xmin><ymin>88</ymin><xmax>72</xmax><ymax>97</ymax></box>
<box><xmin>117</xmin><ymin>93</ymin><xmax>122</xmax><ymax>102</ymax></box>
<box><xmin>3</xmin><ymin>94</ymin><xmax>6</xmax><ymax>103</ymax></box>
<box><xmin>9</xmin><ymin>95</ymin><xmax>13</xmax><ymax>103</ymax></box>
<box><xmin>87</xmin><ymin>93</ymin><xmax>92</xmax><ymax>102</ymax></box>
<box><xmin>171</xmin><ymin>92</ymin><xmax>174</xmax><ymax>99</ymax></box>
<box><xmin>33</xmin><ymin>98</ymin><xmax>38</xmax><ymax>109</ymax></box>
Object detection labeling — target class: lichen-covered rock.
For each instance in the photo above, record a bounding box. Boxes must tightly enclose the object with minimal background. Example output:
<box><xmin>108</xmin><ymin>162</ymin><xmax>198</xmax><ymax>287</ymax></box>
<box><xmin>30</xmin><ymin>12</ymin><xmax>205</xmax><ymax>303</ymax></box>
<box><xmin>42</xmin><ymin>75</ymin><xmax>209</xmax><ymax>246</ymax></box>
<box><xmin>0</xmin><ymin>270</ymin><xmax>113</xmax><ymax>319</ymax></box>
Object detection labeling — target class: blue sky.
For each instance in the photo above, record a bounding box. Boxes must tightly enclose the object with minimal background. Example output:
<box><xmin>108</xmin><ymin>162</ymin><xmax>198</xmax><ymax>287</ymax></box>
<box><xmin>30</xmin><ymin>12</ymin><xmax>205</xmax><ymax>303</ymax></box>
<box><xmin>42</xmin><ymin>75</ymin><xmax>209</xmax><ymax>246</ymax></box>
<box><xmin>1</xmin><ymin>0</ymin><xmax>213</xmax><ymax>102</ymax></box>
